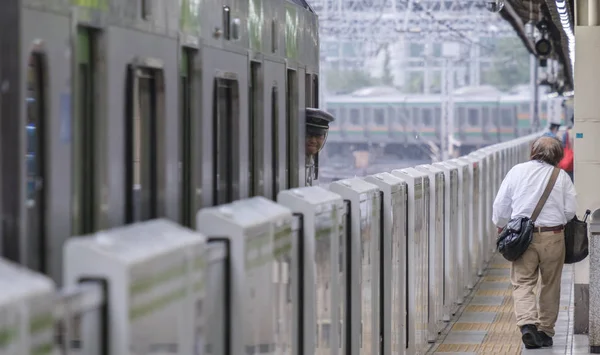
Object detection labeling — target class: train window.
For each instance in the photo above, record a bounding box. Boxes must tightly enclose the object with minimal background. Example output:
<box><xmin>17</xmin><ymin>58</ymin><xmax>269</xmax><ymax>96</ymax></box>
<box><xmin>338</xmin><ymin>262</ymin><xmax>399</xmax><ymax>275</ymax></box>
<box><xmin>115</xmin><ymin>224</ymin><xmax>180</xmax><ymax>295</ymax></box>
<box><xmin>73</xmin><ymin>27</ymin><xmax>97</xmax><ymax>235</ymax></box>
<box><xmin>482</xmin><ymin>107</ymin><xmax>490</xmax><ymax>126</ymax></box>
<box><xmin>387</xmin><ymin>107</ymin><xmax>395</xmax><ymax>125</ymax></box>
<box><xmin>180</xmin><ymin>48</ymin><xmax>197</xmax><ymax>227</ymax></box>
<box><xmin>434</xmin><ymin>107</ymin><xmax>441</xmax><ymax>128</ymax></box>
<box><xmin>373</xmin><ymin>108</ymin><xmax>385</xmax><ymax>126</ymax></box>
<box><xmin>467</xmin><ymin>108</ymin><xmax>479</xmax><ymax>126</ymax></box>
<box><xmin>272</xmin><ymin>86</ymin><xmax>280</xmax><ymax>195</ymax></box>
<box><xmin>222</xmin><ymin>6</ymin><xmax>231</xmax><ymax>40</ymax></box>
<box><xmin>213</xmin><ymin>78</ymin><xmax>240</xmax><ymax>205</ymax></box>
<box><xmin>422</xmin><ymin>108</ymin><xmax>432</xmax><ymax>126</ymax></box>
<box><xmin>286</xmin><ymin>69</ymin><xmax>298</xmax><ymax>188</ymax></box>
<box><xmin>126</xmin><ymin>67</ymin><xmax>165</xmax><ymax>223</ymax></box>
<box><xmin>457</xmin><ymin>107</ymin><xmax>466</xmax><ymax>127</ymax></box>
<box><xmin>249</xmin><ymin>62</ymin><xmax>264</xmax><ymax>196</ymax></box>
<box><xmin>349</xmin><ymin>108</ymin><xmax>360</xmax><ymax>125</ymax></box>
<box><xmin>313</xmin><ymin>75</ymin><xmax>319</xmax><ymax>107</ymax></box>
<box><xmin>400</xmin><ymin>108</ymin><xmax>409</xmax><ymax>126</ymax></box>
<box><xmin>411</xmin><ymin>108</ymin><xmax>419</xmax><ymax>126</ymax></box>
<box><xmin>491</xmin><ymin>107</ymin><xmax>499</xmax><ymax>125</ymax></box>
<box><xmin>520</xmin><ymin>103</ymin><xmax>529</xmax><ymax>112</ymax></box>
<box><xmin>339</xmin><ymin>107</ymin><xmax>346</xmax><ymax>124</ymax></box>
<box><xmin>25</xmin><ymin>52</ymin><xmax>47</xmax><ymax>273</ymax></box>
<box><xmin>305</xmin><ymin>73</ymin><xmax>312</xmax><ymax>107</ymax></box>
<box><xmin>501</xmin><ymin>108</ymin><xmax>513</xmax><ymax>126</ymax></box>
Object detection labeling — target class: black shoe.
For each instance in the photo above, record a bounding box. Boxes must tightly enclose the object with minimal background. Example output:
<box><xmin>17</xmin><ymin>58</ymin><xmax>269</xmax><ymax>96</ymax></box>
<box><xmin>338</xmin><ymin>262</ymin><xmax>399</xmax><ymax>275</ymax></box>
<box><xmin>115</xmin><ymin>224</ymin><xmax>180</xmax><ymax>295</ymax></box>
<box><xmin>520</xmin><ymin>324</ymin><xmax>542</xmax><ymax>349</ymax></box>
<box><xmin>538</xmin><ymin>332</ymin><xmax>553</xmax><ymax>347</ymax></box>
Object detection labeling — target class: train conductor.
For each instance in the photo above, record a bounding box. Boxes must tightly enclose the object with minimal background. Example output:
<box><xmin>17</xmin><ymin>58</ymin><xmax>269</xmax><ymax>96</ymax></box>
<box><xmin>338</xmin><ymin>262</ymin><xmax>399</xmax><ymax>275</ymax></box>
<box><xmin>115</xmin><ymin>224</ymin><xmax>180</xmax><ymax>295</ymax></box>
<box><xmin>305</xmin><ymin>107</ymin><xmax>335</xmax><ymax>186</ymax></box>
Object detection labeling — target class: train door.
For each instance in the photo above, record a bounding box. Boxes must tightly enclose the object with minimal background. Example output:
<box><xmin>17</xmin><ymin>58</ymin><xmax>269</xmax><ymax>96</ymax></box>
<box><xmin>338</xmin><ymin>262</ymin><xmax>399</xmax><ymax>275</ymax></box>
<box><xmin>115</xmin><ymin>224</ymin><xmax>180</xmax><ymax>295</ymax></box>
<box><xmin>202</xmin><ymin>47</ymin><xmax>247</xmax><ymax>206</ymax></box>
<box><xmin>73</xmin><ymin>27</ymin><xmax>97</xmax><ymax>235</ymax></box>
<box><xmin>25</xmin><ymin>52</ymin><xmax>47</xmax><ymax>272</ymax></box>
<box><xmin>263</xmin><ymin>59</ymin><xmax>286</xmax><ymax>198</ymax></box>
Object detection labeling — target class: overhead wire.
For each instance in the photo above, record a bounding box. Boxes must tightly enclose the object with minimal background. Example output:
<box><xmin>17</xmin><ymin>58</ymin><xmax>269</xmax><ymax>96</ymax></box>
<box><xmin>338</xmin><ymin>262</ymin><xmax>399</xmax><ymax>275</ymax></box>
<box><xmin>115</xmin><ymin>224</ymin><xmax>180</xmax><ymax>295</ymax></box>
<box><xmin>314</xmin><ymin>0</ymin><xmax>527</xmax><ymax>66</ymax></box>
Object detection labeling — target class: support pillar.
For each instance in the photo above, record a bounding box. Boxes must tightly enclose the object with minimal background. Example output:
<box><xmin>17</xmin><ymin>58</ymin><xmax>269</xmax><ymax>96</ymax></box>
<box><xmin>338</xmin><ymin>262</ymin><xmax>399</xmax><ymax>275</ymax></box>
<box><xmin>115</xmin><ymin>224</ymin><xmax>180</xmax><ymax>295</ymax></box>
<box><xmin>575</xmin><ymin>2</ymin><xmax>600</xmax><ymax>345</ymax></box>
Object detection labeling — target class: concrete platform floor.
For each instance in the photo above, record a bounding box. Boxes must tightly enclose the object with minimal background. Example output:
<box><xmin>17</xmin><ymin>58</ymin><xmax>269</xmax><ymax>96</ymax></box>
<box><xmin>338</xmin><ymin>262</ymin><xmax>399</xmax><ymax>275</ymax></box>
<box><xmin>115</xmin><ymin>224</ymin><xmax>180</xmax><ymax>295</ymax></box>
<box><xmin>427</xmin><ymin>254</ymin><xmax>589</xmax><ymax>355</ymax></box>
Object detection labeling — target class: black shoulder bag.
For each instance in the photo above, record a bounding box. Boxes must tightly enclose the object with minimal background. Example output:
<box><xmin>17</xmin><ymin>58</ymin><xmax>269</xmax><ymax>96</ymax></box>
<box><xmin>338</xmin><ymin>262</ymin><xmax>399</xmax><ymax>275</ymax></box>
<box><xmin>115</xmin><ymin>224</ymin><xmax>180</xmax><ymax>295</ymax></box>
<box><xmin>496</xmin><ymin>167</ymin><xmax>560</xmax><ymax>262</ymax></box>
<box><xmin>564</xmin><ymin>209</ymin><xmax>590</xmax><ymax>264</ymax></box>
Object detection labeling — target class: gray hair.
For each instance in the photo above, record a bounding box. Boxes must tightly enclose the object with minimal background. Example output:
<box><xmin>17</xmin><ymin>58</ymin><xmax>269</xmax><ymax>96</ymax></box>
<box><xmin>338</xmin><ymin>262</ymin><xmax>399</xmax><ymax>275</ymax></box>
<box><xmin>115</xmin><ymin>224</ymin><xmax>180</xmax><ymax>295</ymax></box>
<box><xmin>530</xmin><ymin>136</ymin><xmax>564</xmax><ymax>166</ymax></box>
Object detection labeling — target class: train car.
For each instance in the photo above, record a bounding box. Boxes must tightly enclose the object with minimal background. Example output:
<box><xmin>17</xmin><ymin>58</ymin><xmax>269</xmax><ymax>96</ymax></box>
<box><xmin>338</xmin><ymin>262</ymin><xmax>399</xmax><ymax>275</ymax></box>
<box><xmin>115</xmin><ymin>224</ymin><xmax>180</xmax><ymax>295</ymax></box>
<box><xmin>0</xmin><ymin>0</ymin><xmax>320</xmax><ymax>283</ymax></box>
<box><xmin>324</xmin><ymin>84</ymin><xmax>556</xmax><ymax>159</ymax></box>
<box><xmin>0</xmin><ymin>2</ymin><xmax>564</xmax><ymax>355</ymax></box>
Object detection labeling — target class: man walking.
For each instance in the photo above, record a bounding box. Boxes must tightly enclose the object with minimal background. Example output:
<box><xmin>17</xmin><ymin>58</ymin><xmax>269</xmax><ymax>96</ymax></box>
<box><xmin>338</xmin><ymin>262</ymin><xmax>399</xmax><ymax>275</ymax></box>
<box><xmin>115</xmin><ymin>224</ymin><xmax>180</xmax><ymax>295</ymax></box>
<box><xmin>492</xmin><ymin>136</ymin><xmax>577</xmax><ymax>349</ymax></box>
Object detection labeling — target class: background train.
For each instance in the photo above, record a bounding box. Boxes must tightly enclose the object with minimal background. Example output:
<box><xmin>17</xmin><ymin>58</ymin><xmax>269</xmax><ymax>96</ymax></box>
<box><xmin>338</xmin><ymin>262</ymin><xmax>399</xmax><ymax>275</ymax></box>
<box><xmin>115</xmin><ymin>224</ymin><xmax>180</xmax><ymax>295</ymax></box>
<box><xmin>1</xmin><ymin>0</ymin><xmax>321</xmax><ymax>283</ymax></box>
<box><xmin>323</xmin><ymin>84</ymin><xmax>568</xmax><ymax>160</ymax></box>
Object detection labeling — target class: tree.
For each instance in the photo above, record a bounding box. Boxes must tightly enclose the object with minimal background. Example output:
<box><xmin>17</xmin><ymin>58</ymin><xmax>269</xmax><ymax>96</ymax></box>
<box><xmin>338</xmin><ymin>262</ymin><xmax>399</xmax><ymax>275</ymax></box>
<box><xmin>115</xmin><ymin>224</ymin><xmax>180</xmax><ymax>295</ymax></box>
<box><xmin>481</xmin><ymin>37</ymin><xmax>530</xmax><ymax>91</ymax></box>
<box><xmin>325</xmin><ymin>68</ymin><xmax>379</xmax><ymax>94</ymax></box>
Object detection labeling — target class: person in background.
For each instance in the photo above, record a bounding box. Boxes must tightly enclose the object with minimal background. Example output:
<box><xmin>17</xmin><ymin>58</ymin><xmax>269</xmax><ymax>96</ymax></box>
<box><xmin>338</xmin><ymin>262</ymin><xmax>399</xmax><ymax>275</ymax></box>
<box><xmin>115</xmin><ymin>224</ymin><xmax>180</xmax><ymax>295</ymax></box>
<box><xmin>492</xmin><ymin>136</ymin><xmax>577</xmax><ymax>349</ymax></box>
<box><xmin>560</xmin><ymin>116</ymin><xmax>574</xmax><ymax>181</ymax></box>
<box><xmin>542</xmin><ymin>123</ymin><xmax>561</xmax><ymax>138</ymax></box>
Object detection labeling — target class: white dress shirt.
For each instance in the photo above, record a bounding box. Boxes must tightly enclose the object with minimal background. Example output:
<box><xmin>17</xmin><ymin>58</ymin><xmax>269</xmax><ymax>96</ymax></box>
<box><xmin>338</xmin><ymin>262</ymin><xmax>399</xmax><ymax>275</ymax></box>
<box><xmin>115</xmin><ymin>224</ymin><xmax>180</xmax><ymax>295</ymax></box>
<box><xmin>492</xmin><ymin>160</ymin><xmax>577</xmax><ymax>228</ymax></box>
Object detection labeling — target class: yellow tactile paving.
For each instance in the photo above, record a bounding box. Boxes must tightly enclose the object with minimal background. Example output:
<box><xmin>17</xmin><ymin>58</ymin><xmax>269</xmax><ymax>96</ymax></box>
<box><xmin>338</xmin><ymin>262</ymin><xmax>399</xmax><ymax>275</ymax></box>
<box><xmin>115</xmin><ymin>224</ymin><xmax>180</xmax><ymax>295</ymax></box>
<box><xmin>433</xmin><ymin>256</ymin><xmax>524</xmax><ymax>355</ymax></box>
<box><xmin>483</xmin><ymin>275</ymin><xmax>511</xmax><ymax>282</ymax></box>
<box><xmin>436</xmin><ymin>344</ymin><xmax>479</xmax><ymax>352</ymax></box>
<box><xmin>490</xmin><ymin>263</ymin><xmax>511</xmax><ymax>269</ymax></box>
<box><xmin>475</xmin><ymin>289</ymin><xmax>512</xmax><ymax>297</ymax></box>
<box><xmin>451</xmin><ymin>322</ymin><xmax>491</xmax><ymax>331</ymax></box>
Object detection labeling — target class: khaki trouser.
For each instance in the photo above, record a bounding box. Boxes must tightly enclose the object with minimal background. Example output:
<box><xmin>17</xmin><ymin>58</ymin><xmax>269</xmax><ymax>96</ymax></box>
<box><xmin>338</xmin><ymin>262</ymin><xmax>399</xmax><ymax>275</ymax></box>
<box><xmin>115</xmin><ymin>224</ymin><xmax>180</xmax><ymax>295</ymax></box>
<box><xmin>510</xmin><ymin>230</ymin><xmax>565</xmax><ymax>337</ymax></box>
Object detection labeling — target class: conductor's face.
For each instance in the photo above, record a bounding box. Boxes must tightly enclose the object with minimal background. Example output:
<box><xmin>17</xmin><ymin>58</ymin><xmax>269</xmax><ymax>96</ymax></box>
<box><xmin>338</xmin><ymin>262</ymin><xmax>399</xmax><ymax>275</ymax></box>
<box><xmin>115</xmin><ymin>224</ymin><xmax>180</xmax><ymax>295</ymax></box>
<box><xmin>306</xmin><ymin>133</ymin><xmax>326</xmax><ymax>156</ymax></box>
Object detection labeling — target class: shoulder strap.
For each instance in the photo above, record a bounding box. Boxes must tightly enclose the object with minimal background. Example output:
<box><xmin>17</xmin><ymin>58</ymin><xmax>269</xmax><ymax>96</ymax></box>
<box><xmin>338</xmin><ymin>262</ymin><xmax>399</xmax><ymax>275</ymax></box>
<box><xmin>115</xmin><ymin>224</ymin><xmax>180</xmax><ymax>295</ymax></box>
<box><xmin>531</xmin><ymin>167</ymin><xmax>560</xmax><ymax>222</ymax></box>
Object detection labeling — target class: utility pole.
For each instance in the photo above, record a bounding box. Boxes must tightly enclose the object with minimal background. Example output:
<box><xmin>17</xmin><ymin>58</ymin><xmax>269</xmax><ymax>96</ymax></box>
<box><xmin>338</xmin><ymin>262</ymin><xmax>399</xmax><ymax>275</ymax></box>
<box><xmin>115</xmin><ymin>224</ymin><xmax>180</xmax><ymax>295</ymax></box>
<box><xmin>530</xmin><ymin>55</ymin><xmax>540</xmax><ymax>132</ymax></box>
<box><xmin>441</xmin><ymin>59</ymin><xmax>450</xmax><ymax>161</ymax></box>
<box><xmin>441</xmin><ymin>43</ymin><xmax>458</xmax><ymax>160</ymax></box>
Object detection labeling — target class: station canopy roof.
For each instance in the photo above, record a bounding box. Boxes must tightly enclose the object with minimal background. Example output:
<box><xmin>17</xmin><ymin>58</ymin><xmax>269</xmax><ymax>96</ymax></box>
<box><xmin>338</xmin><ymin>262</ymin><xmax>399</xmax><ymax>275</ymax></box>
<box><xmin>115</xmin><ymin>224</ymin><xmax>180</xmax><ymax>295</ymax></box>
<box><xmin>499</xmin><ymin>0</ymin><xmax>574</xmax><ymax>92</ymax></box>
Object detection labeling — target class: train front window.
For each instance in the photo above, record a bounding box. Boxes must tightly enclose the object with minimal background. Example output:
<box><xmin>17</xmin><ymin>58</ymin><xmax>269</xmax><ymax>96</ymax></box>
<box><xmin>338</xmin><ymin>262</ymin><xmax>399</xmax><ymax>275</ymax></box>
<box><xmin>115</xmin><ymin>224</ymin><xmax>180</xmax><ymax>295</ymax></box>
<box><xmin>213</xmin><ymin>78</ymin><xmax>240</xmax><ymax>205</ymax></box>
<box><xmin>126</xmin><ymin>67</ymin><xmax>164</xmax><ymax>223</ymax></box>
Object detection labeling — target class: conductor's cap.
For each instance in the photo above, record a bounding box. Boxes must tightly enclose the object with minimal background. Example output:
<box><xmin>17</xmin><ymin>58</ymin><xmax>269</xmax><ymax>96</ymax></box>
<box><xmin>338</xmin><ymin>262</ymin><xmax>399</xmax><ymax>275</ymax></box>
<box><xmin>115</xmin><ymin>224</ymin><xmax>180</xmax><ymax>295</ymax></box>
<box><xmin>306</xmin><ymin>108</ymin><xmax>335</xmax><ymax>130</ymax></box>
<box><xmin>306</xmin><ymin>108</ymin><xmax>335</xmax><ymax>137</ymax></box>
